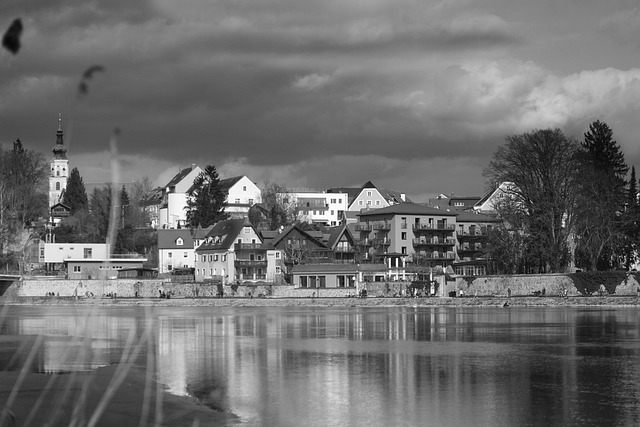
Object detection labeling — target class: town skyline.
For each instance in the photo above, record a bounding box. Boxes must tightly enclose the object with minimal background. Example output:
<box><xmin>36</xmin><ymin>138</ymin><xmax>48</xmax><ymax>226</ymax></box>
<box><xmin>3</xmin><ymin>0</ymin><xmax>640</xmax><ymax>202</ymax></box>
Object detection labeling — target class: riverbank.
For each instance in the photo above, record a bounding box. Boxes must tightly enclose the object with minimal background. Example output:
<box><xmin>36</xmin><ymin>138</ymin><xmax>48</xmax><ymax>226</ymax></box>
<box><xmin>3</xmin><ymin>295</ymin><xmax>640</xmax><ymax>307</ymax></box>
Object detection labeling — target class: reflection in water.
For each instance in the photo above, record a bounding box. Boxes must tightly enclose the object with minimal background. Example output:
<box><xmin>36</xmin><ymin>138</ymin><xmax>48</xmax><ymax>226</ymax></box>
<box><xmin>2</xmin><ymin>306</ymin><xmax>640</xmax><ymax>426</ymax></box>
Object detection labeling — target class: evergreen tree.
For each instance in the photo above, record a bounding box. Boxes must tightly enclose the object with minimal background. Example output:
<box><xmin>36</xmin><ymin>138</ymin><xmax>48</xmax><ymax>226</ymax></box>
<box><xmin>186</xmin><ymin>165</ymin><xmax>228</xmax><ymax>227</ymax></box>
<box><xmin>119</xmin><ymin>185</ymin><xmax>132</xmax><ymax>228</ymax></box>
<box><xmin>63</xmin><ymin>167</ymin><xmax>88</xmax><ymax>214</ymax></box>
<box><xmin>574</xmin><ymin>120</ymin><xmax>629</xmax><ymax>270</ymax></box>
<box><xmin>88</xmin><ymin>186</ymin><xmax>112</xmax><ymax>241</ymax></box>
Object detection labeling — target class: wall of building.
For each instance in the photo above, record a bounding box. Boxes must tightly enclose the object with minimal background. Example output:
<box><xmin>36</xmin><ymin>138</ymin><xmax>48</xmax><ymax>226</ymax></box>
<box><xmin>44</xmin><ymin>243</ymin><xmax>110</xmax><ymax>263</ymax></box>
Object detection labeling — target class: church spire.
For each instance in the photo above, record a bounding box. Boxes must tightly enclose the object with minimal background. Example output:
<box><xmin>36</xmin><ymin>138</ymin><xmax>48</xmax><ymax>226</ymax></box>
<box><xmin>53</xmin><ymin>113</ymin><xmax>67</xmax><ymax>159</ymax></box>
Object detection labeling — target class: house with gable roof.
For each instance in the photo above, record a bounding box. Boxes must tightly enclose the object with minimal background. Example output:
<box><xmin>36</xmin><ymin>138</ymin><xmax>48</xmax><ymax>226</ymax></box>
<box><xmin>218</xmin><ymin>175</ymin><xmax>262</xmax><ymax>218</ymax></box>
<box><xmin>194</xmin><ymin>218</ymin><xmax>284</xmax><ymax>284</ymax></box>
<box><xmin>327</xmin><ymin>181</ymin><xmax>410</xmax><ymax>223</ymax></box>
<box><xmin>157</xmin><ymin>226</ymin><xmax>214</xmax><ymax>274</ymax></box>
<box><xmin>473</xmin><ymin>182</ymin><xmax>517</xmax><ymax>214</ymax></box>
<box><xmin>157</xmin><ymin>164</ymin><xmax>203</xmax><ymax>229</ymax></box>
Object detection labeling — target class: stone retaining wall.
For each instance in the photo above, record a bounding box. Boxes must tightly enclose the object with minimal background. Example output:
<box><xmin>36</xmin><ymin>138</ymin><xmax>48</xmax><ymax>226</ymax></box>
<box><xmin>5</xmin><ymin>273</ymin><xmax>640</xmax><ymax>300</ymax></box>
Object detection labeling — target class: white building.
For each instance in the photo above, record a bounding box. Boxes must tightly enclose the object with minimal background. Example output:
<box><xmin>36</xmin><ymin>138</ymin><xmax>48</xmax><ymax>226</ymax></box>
<box><xmin>157</xmin><ymin>165</ymin><xmax>203</xmax><ymax>229</ymax></box>
<box><xmin>279</xmin><ymin>191</ymin><xmax>349</xmax><ymax>226</ymax></box>
<box><xmin>220</xmin><ymin>176</ymin><xmax>262</xmax><ymax>218</ymax></box>
<box><xmin>49</xmin><ymin>115</ymin><xmax>69</xmax><ymax>208</ymax></box>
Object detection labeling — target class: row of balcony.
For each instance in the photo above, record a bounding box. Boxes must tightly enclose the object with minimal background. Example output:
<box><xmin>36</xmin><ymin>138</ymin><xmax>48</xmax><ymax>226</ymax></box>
<box><xmin>412</xmin><ymin>238</ymin><xmax>456</xmax><ymax>246</ymax></box>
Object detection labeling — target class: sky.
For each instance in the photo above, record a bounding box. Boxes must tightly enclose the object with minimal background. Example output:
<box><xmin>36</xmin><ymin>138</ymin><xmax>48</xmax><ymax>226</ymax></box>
<box><xmin>3</xmin><ymin>0</ymin><xmax>640</xmax><ymax>202</ymax></box>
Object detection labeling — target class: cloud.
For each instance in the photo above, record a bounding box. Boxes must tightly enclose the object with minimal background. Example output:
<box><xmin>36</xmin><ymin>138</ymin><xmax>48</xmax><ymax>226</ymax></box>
<box><xmin>291</xmin><ymin>73</ymin><xmax>333</xmax><ymax>91</ymax></box>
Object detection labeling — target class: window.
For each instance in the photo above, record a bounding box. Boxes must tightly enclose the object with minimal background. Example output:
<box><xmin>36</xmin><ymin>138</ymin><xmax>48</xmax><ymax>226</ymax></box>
<box><xmin>252</xmin><ymin>238</ymin><xmax>256</xmax><ymax>244</ymax></box>
<box><xmin>331</xmin><ymin>198</ymin><xmax>336</xmax><ymax>203</ymax></box>
<box><xmin>243</xmin><ymin>185</ymin><xmax>247</xmax><ymax>191</ymax></box>
<box><xmin>366</xmin><ymin>201</ymin><xmax>371</xmax><ymax>205</ymax></box>
<box><xmin>276</xmin><ymin>266</ymin><xmax>281</xmax><ymax>274</ymax></box>
<box><xmin>183</xmin><ymin>252</ymin><xmax>188</xmax><ymax>258</ymax></box>
<box><xmin>73</xmin><ymin>265</ymin><xmax>81</xmax><ymax>273</ymax></box>
<box><xmin>209</xmin><ymin>255</ymin><xmax>213</xmax><ymax>262</ymax></box>
<box><xmin>300</xmin><ymin>276</ymin><xmax>308</xmax><ymax>288</ymax></box>
<box><xmin>176</xmin><ymin>238</ymin><xmax>183</xmax><ymax>246</ymax></box>
<box><xmin>337</xmin><ymin>275</ymin><xmax>346</xmax><ymax>287</ymax></box>
<box><xmin>309</xmin><ymin>276</ymin><xmax>317</xmax><ymax>288</ymax></box>
<box><xmin>237</xmin><ymin>239</ymin><xmax>242</xmax><ymax>244</ymax></box>
<box><xmin>222</xmin><ymin>254</ymin><xmax>227</xmax><ymax>261</ymax></box>
<box><xmin>367</xmin><ymin>191</ymin><xmax>372</xmax><ymax>197</ymax></box>
<box><xmin>168</xmin><ymin>265</ymin><xmax>172</xmax><ymax>271</ymax></box>
<box><xmin>244</xmin><ymin>227</ymin><xmax>251</xmax><ymax>234</ymax></box>
<box><xmin>56</xmin><ymin>171</ymin><xmax>60</xmax><ymax>177</ymax></box>
<box><xmin>248</xmin><ymin>199</ymin><xmax>253</xmax><ymax>204</ymax></box>
<box><xmin>83</xmin><ymin>248</ymin><xmax>92</xmax><ymax>259</ymax></box>
<box><xmin>235</xmin><ymin>198</ymin><xmax>241</xmax><ymax>204</ymax></box>
<box><xmin>275</xmin><ymin>252</ymin><xmax>281</xmax><ymax>259</ymax></box>
<box><xmin>55</xmin><ymin>182</ymin><xmax>60</xmax><ymax>190</ymax></box>
<box><xmin>402</xmin><ymin>247</ymin><xmax>407</xmax><ymax>254</ymax></box>
<box><xmin>214</xmin><ymin>255</ymin><xmax>218</xmax><ymax>261</ymax></box>
<box><xmin>401</xmin><ymin>232</ymin><xmax>407</xmax><ymax>240</ymax></box>
<box><xmin>331</xmin><ymin>210</ymin><xmax>334</xmax><ymax>215</ymax></box>
<box><xmin>168</xmin><ymin>252</ymin><xmax>172</xmax><ymax>258</ymax></box>
<box><xmin>202</xmin><ymin>255</ymin><xmax>206</xmax><ymax>262</ymax></box>
<box><xmin>318</xmin><ymin>276</ymin><xmax>326</xmax><ymax>288</ymax></box>
<box><xmin>376</xmin><ymin>200</ymin><xmax>380</xmax><ymax>205</ymax></box>
<box><xmin>359</xmin><ymin>200</ymin><xmax>364</xmax><ymax>206</ymax></box>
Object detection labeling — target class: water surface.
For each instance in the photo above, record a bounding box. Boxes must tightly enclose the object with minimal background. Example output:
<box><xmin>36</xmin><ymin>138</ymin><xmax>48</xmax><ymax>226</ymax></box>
<box><xmin>1</xmin><ymin>305</ymin><xmax>639</xmax><ymax>426</ymax></box>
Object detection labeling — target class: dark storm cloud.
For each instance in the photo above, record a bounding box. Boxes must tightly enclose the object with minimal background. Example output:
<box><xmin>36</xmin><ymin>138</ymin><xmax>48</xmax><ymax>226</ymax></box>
<box><xmin>4</xmin><ymin>0</ymin><xmax>640</xmax><ymax>200</ymax></box>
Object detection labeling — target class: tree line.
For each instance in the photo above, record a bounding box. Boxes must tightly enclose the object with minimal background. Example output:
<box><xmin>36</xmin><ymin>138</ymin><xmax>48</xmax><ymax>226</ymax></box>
<box><xmin>483</xmin><ymin>120</ymin><xmax>637</xmax><ymax>274</ymax></box>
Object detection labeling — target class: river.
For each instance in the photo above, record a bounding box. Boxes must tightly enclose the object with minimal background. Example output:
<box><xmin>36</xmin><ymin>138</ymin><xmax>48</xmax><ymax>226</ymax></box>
<box><xmin>1</xmin><ymin>305</ymin><xmax>639</xmax><ymax>426</ymax></box>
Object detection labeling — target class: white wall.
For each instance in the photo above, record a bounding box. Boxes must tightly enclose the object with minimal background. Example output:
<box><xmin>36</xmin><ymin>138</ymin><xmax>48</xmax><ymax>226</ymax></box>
<box><xmin>44</xmin><ymin>243</ymin><xmax>109</xmax><ymax>263</ymax></box>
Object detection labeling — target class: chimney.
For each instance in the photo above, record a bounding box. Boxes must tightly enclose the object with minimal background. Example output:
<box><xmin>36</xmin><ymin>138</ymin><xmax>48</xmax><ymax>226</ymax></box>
<box><xmin>191</xmin><ymin>163</ymin><xmax>197</xmax><ymax>170</ymax></box>
<box><xmin>400</xmin><ymin>193</ymin><xmax>405</xmax><ymax>202</ymax></box>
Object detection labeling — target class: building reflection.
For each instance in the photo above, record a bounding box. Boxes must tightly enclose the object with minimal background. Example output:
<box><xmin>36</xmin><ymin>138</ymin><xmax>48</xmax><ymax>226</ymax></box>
<box><xmin>3</xmin><ymin>307</ymin><xmax>640</xmax><ymax>425</ymax></box>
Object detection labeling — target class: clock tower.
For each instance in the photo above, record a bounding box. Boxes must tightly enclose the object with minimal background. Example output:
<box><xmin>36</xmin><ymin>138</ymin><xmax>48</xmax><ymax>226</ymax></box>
<box><xmin>49</xmin><ymin>114</ymin><xmax>69</xmax><ymax>208</ymax></box>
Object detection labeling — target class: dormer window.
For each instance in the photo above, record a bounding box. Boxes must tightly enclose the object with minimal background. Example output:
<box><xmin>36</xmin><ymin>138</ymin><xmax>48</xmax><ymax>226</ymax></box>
<box><xmin>176</xmin><ymin>238</ymin><xmax>184</xmax><ymax>246</ymax></box>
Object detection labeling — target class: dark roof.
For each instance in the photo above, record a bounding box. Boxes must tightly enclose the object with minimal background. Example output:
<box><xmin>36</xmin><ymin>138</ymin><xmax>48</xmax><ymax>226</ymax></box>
<box><xmin>165</xmin><ymin>166</ymin><xmax>197</xmax><ymax>188</ymax></box>
<box><xmin>326</xmin><ymin>187</ymin><xmax>361</xmax><ymax>203</ymax></box>
<box><xmin>157</xmin><ymin>229</ymin><xmax>194</xmax><ymax>249</ymax></box>
<box><xmin>358</xmin><ymin>202</ymin><xmax>458</xmax><ymax>217</ymax></box>
<box><xmin>455</xmin><ymin>211</ymin><xmax>500</xmax><ymax>223</ymax></box>
<box><xmin>197</xmin><ymin>218</ymin><xmax>252</xmax><ymax>251</ymax></box>
<box><xmin>380</xmin><ymin>188</ymin><xmax>412</xmax><ymax>203</ymax></box>
<box><xmin>218</xmin><ymin>176</ymin><xmax>244</xmax><ymax>191</ymax></box>
<box><xmin>361</xmin><ymin>180</ymin><xmax>377</xmax><ymax>189</ymax></box>
<box><xmin>266</xmin><ymin>224</ymin><xmax>328</xmax><ymax>248</ymax></box>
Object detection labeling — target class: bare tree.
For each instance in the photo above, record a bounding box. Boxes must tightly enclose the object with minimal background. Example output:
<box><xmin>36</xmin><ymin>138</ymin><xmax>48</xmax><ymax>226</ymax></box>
<box><xmin>484</xmin><ymin>129</ymin><xmax>581</xmax><ymax>273</ymax></box>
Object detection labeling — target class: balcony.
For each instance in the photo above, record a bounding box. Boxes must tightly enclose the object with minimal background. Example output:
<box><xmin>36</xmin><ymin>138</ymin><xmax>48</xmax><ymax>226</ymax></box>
<box><xmin>372</xmin><ymin>221</ymin><xmax>391</xmax><ymax>231</ymax></box>
<box><xmin>355</xmin><ymin>224</ymin><xmax>372</xmax><ymax>232</ymax></box>
<box><xmin>234</xmin><ymin>243</ymin><xmax>268</xmax><ymax>251</ymax></box>
<box><xmin>412</xmin><ymin>238</ymin><xmax>456</xmax><ymax>247</ymax></box>
<box><xmin>419</xmin><ymin>252</ymin><xmax>455</xmax><ymax>260</ymax></box>
<box><xmin>235</xmin><ymin>259</ymin><xmax>268</xmax><ymax>268</ymax></box>
<box><xmin>357</xmin><ymin>239</ymin><xmax>372</xmax><ymax>246</ymax></box>
<box><xmin>372</xmin><ymin>238</ymin><xmax>390</xmax><ymax>246</ymax></box>
<box><xmin>413</xmin><ymin>223</ymin><xmax>455</xmax><ymax>232</ymax></box>
<box><xmin>334</xmin><ymin>246</ymin><xmax>355</xmax><ymax>253</ymax></box>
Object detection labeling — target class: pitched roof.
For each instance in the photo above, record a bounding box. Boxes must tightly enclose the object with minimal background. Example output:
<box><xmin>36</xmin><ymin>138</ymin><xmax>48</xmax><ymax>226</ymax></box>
<box><xmin>196</xmin><ymin>218</ymin><xmax>250</xmax><ymax>251</ymax></box>
<box><xmin>157</xmin><ymin>229</ymin><xmax>195</xmax><ymax>249</ymax></box>
<box><xmin>165</xmin><ymin>166</ymin><xmax>197</xmax><ymax>188</ymax></box>
<box><xmin>218</xmin><ymin>176</ymin><xmax>244</xmax><ymax>191</ymax></box>
<box><xmin>325</xmin><ymin>224</ymin><xmax>355</xmax><ymax>249</ymax></box>
<box><xmin>266</xmin><ymin>224</ymin><xmax>328</xmax><ymax>248</ymax></box>
<box><xmin>358</xmin><ymin>202</ymin><xmax>458</xmax><ymax>217</ymax></box>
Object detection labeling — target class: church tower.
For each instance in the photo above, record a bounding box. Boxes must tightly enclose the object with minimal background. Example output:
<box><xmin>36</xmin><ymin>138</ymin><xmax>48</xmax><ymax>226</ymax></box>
<box><xmin>49</xmin><ymin>114</ymin><xmax>69</xmax><ymax>208</ymax></box>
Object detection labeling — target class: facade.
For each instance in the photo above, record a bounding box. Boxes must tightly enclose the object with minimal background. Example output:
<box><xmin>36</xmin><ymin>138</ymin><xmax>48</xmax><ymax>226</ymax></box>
<box><xmin>219</xmin><ymin>176</ymin><xmax>262</xmax><ymax>218</ymax></box>
<box><xmin>158</xmin><ymin>229</ymin><xmax>194</xmax><ymax>274</ymax></box>
<box><xmin>453</xmin><ymin>211</ymin><xmax>501</xmax><ymax>276</ymax></box>
<box><xmin>290</xmin><ymin>263</ymin><xmax>387</xmax><ymax>289</ymax></box>
<box><xmin>356</xmin><ymin>202</ymin><xmax>459</xmax><ymax>268</ymax></box>
<box><xmin>65</xmin><ymin>257</ymin><xmax>147</xmax><ymax>280</ymax></box>
<box><xmin>157</xmin><ymin>164</ymin><xmax>203</xmax><ymax>229</ymax></box>
<box><xmin>281</xmin><ymin>191</ymin><xmax>349</xmax><ymax>225</ymax></box>
<box><xmin>49</xmin><ymin>115</ymin><xmax>69</xmax><ymax>208</ymax></box>
<box><xmin>42</xmin><ymin>242</ymin><xmax>110</xmax><ymax>273</ymax></box>
<box><xmin>328</xmin><ymin>181</ymin><xmax>409</xmax><ymax>217</ymax></box>
<box><xmin>194</xmin><ymin>218</ymin><xmax>284</xmax><ymax>283</ymax></box>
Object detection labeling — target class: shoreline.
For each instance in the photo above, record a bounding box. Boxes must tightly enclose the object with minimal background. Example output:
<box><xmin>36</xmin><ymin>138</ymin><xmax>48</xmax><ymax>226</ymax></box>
<box><xmin>3</xmin><ymin>295</ymin><xmax>640</xmax><ymax>308</ymax></box>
